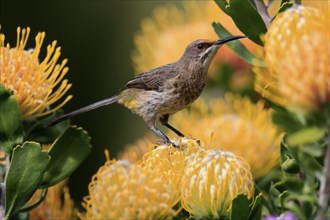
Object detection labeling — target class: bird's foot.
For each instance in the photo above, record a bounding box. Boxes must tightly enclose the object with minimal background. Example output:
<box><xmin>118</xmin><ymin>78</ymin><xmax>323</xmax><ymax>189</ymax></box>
<box><xmin>155</xmin><ymin>140</ymin><xmax>180</xmax><ymax>149</ymax></box>
<box><xmin>154</xmin><ymin>137</ymin><xmax>201</xmax><ymax>149</ymax></box>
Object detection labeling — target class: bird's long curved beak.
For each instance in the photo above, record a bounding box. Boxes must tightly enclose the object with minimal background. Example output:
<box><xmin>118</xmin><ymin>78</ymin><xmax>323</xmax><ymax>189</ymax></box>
<box><xmin>215</xmin><ymin>35</ymin><xmax>247</xmax><ymax>45</ymax></box>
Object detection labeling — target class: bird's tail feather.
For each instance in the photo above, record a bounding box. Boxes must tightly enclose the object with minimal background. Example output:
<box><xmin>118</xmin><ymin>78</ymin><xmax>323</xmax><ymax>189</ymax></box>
<box><xmin>44</xmin><ymin>95</ymin><xmax>119</xmax><ymax>127</ymax></box>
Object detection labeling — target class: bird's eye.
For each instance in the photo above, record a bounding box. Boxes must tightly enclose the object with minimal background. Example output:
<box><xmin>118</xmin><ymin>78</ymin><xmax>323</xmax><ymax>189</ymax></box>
<box><xmin>197</xmin><ymin>44</ymin><xmax>204</xmax><ymax>49</ymax></box>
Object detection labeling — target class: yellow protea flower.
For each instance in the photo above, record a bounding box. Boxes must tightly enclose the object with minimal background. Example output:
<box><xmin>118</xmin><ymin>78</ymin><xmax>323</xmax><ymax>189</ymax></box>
<box><xmin>170</xmin><ymin>94</ymin><xmax>282</xmax><ymax>178</ymax></box>
<box><xmin>132</xmin><ymin>1</ymin><xmax>259</xmax><ymax>80</ymax></box>
<box><xmin>28</xmin><ymin>181</ymin><xmax>77</xmax><ymax>219</ymax></box>
<box><xmin>0</xmin><ymin>27</ymin><xmax>72</xmax><ymax>119</ymax></box>
<box><xmin>81</xmin><ymin>158</ymin><xmax>179</xmax><ymax>219</ymax></box>
<box><xmin>254</xmin><ymin>4</ymin><xmax>330</xmax><ymax>113</ymax></box>
<box><xmin>141</xmin><ymin>138</ymin><xmax>202</xmax><ymax>204</ymax></box>
<box><xmin>181</xmin><ymin>149</ymin><xmax>254</xmax><ymax>218</ymax></box>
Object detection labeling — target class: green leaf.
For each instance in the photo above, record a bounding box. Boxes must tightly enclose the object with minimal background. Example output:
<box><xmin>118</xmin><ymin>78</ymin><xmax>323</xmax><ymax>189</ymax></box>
<box><xmin>280</xmin><ymin>140</ymin><xmax>289</xmax><ymax>165</ymax></box>
<box><xmin>231</xmin><ymin>194</ymin><xmax>250</xmax><ymax>220</ymax></box>
<box><xmin>286</xmin><ymin>127</ymin><xmax>326</xmax><ymax>147</ymax></box>
<box><xmin>277</xmin><ymin>2</ymin><xmax>293</xmax><ymax>15</ymax></box>
<box><xmin>265</xmin><ymin>99</ymin><xmax>305</xmax><ymax>133</ymax></box>
<box><xmin>286</xmin><ymin>145</ymin><xmax>321</xmax><ymax>175</ymax></box>
<box><xmin>274</xmin><ymin>178</ymin><xmax>304</xmax><ymax>194</ymax></box>
<box><xmin>297</xmin><ymin>150</ymin><xmax>322</xmax><ymax>174</ymax></box>
<box><xmin>0</xmin><ymin>84</ymin><xmax>23</xmax><ymax>154</ymax></box>
<box><xmin>248</xmin><ymin>193</ymin><xmax>262</xmax><ymax>220</ymax></box>
<box><xmin>5</xmin><ymin>142</ymin><xmax>50</xmax><ymax>218</ymax></box>
<box><xmin>23</xmin><ymin>110</ymin><xmax>70</xmax><ymax>144</ymax></box>
<box><xmin>214</xmin><ymin>0</ymin><xmax>268</xmax><ymax>45</ymax></box>
<box><xmin>214</xmin><ymin>0</ymin><xmax>230</xmax><ymax>16</ymax></box>
<box><xmin>281</xmin><ymin>158</ymin><xmax>300</xmax><ymax>174</ymax></box>
<box><xmin>300</xmin><ymin>143</ymin><xmax>323</xmax><ymax>157</ymax></box>
<box><xmin>39</xmin><ymin>126</ymin><xmax>91</xmax><ymax>188</ymax></box>
<box><xmin>212</xmin><ymin>22</ymin><xmax>266</xmax><ymax>67</ymax></box>
<box><xmin>269</xmin><ymin>182</ymin><xmax>283</xmax><ymax>212</ymax></box>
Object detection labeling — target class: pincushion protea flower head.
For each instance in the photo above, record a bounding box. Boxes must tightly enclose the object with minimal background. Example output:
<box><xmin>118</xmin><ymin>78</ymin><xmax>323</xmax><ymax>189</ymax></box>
<box><xmin>0</xmin><ymin>27</ymin><xmax>72</xmax><ymax>120</ymax></box>
<box><xmin>81</xmin><ymin>158</ymin><xmax>180</xmax><ymax>219</ymax></box>
<box><xmin>181</xmin><ymin>149</ymin><xmax>254</xmax><ymax>218</ymax></box>
<box><xmin>170</xmin><ymin>94</ymin><xmax>282</xmax><ymax>178</ymax></box>
<box><xmin>140</xmin><ymin>138</ymin><xmax>202</xmax><ymax>201</ymax></box>
<box><xmin>85</xmin><ymin>140</ymin><xmax>255</xmax><ymax>218</ymax></box>
<box><xmin>255</xmin><ymin>4</ymin><xmax>330</xmax><ymax>114</ymax></box>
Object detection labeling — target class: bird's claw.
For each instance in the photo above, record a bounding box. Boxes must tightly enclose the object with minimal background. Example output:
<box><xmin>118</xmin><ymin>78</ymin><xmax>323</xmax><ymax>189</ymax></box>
<box><xmin>154</xmin><ymin>140</ymin><xmax>179</xmax><ymax>148</ymax></box>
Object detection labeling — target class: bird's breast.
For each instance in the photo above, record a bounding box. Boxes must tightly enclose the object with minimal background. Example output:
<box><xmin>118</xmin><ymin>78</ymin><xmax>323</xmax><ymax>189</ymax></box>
<box><xmin>158</xmin><ymin>73</ymin><xmax>205</xmax><ymax>112</ymax></box>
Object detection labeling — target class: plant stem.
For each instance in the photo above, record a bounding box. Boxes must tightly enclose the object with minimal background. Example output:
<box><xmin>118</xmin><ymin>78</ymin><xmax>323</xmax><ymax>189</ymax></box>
<box><xmin>254</xmin><ymin>0</ymin><xmax>271</xmax><ymax>28</ymax></box>
<box><xmin>316</xmin><ymin>120</ymin><xmax>330</xmax><ymax>219</ymax></box>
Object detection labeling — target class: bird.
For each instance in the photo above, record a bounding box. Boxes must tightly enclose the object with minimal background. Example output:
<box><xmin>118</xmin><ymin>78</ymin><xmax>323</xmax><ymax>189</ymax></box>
<box><xmin>45</xmin><ymin>36</ymin><xmax>247</xmax><ymax>146</ymax></box>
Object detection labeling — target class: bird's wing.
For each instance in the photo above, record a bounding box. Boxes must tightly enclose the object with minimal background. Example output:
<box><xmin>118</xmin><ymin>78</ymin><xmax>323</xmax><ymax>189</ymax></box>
<box><xmin>123</xmin><ymin>64</ymin><xmax>178</xmax><ymax>91</ymax></box>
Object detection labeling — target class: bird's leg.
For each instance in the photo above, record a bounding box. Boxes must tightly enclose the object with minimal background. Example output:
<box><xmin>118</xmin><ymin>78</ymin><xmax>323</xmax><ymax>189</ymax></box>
<box><xmin>159</xmin><ymin>114</ymin><xmax>185</xmax><ymax>137</ymax></box>
<box><xmin>148</xmin><ymin>125</ymin><xmax>172</xmax><ymax>145</ymax></box>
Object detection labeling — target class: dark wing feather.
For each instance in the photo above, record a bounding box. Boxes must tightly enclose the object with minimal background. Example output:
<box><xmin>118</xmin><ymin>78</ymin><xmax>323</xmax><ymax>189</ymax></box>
<box><xmin>123</xmin><ymin>64</ymin><xmax>178</xmax><ymax>91</ymax></box>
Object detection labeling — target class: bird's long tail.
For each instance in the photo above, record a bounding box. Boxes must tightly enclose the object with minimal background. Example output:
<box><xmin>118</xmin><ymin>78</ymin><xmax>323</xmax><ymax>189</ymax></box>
<box><xmin>44</xmin><ymin>95</ymin><xmax>119</xmax><ymax>127</ymax></box>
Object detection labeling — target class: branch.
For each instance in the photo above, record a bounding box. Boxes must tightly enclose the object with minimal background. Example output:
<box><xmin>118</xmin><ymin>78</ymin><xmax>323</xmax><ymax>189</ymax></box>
<box><xmin>254</xmin><ymin>0</ymin><xmax>271</xmax><ymax>28</ymax></box>
<box><xmin>316</xmin><ymin>120</ymin><xmax>330</xmax><ymax>220</ymax></box>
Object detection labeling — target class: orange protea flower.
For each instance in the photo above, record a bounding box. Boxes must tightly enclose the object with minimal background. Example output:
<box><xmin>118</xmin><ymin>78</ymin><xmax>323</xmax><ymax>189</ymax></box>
<box><xmin>254</xmin><ymin>4</ymin><xmax>330</xmax><ymax>113</ymax></box>
<box><xmin>81</xmin><ymin>158</ymin><xmax>179</xmax><ymax>219</ymax></box>
<box><xmin>169</xmin><ymin>94</ymin><xmax>282</xmax><ymax>178</ymax></box>
<box><xmin>181</xmin><ymin>149</ymin><xmax>254</xmax><ymax>218</ymax></box>
<box><xmin>0</xmin><ymin>27</ymin><xmax>72</xmax><ymax>120</ymax></box>
<box><xmin>132</xmin><ymin>1</ymin><xmax>259</xmax><ymax>82</ymax></box>
<box><xmin>28</xmin><ymin>181</ymin><xmax>77</xmax><ymax>219</ymax></box>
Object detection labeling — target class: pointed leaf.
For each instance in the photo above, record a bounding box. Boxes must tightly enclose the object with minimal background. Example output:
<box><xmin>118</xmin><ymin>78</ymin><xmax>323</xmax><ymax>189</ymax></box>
<box><xmin>286</xmin><ymin>127</ymin><xmax>326</xmax><ymax>147</ymax></box>
<box><xmin>297</xmin><ymin>150</ymin><xmax>322</xmax><ymax>174</ymax></box>
<box><xmin>281</xmin><ymin>158</ymin><xmax>299</xmax><ymax>174</ymax></box>
<box><xmin>214</xmin><ymin>0</ymin><xmax>230</xmax><ymax>16</ymax></box>
<box><xmin>39</xmin><ymin>126</ymin><xmax>91</xmax><ymax>188</ymax></box>
<box><xmin>0</xmin><ymin>84</ymin><xmax>23</xmax><ymax>154</ymax></box>
<box><xmin>215</xmin><ymin>0</ymin><xmax>267</xmax><ymax>45</ymax></box>
<box><xmin>280</xmin><ymin>139</ymin><xmax>289</xmax><ymax>165</ymax></box>
<box><xmin>231</xmin><ymin>194</ymin><xmax>250</xmax><ymax>220</ymax></box>
<box><xmin>249</xmin><ymin>193</ymin><xmax>263</xmax><ymax>220</ymax></box>
<box><xmin>212</xmin><ymin>22</ymin><xmax>266</xmax><ymax>67</ymax></box>
<box><xmin>277</xmin><ymin>2</ymin><xmax>293</xmax><ymax>14</ymax></box>
<box><xmin>265</xmin><ymin>99</ymin><xmax>305</xmax><ymax>132</ymax></box>
<box><xmin>301</xmin><ymin>143</ymin><xmax>323</xmax><ymax>157</ymax></box>
<box><xmin>5</xmin><ymin>142</ymin><xmax>50</xmax><ymax>218</ymax></box>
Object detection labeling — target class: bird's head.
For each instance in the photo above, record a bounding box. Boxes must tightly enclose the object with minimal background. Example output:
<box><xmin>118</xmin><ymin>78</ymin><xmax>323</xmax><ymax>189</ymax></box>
<box><xmin>181</xmin><ymin>36</ymin><xmax>247</xmax><ymax>67</ymax></box>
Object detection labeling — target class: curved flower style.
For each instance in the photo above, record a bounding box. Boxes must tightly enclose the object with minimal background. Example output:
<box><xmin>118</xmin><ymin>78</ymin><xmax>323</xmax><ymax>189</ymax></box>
<box><xmin>0</xmin><ymin>27</ymin><xmax>72</xmax><ymax>120</ymax></box>
<box><xmin>81</xmin><ymin>159</ymin><xmax>179</xmax><ymax>219</ymax></box>
<box><xmin>181</xmin><ymin>149</ymin><xmax>254</xmax><ymax>218</ymax></box>
<box><xmin>170</xmin><ymin>94</ymin><xmax>282</xmax><ymax>178</ymax></box>
<box><xmin>254</xmin><ymin>5</ymin><xmax>330</xmax><ymax>114</ymax></box>
<box><xmin>132</xmin><ymin>1</ymin><xmax>258</xmax><ymax>81</ymax></box>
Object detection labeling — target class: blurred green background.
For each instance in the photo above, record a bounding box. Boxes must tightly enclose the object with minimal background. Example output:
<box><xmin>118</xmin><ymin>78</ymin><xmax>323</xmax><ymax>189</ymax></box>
<box><xmin>1</xmin><ymin>0</ymin><xmax>179</xmax><ymax>206</ymax></box>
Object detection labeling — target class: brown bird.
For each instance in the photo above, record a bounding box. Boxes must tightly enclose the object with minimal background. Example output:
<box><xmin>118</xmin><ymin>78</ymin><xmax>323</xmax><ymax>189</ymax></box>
<box><xmin>45</xmin><ymin>36</ymin><xmax>247</xmax><ymax>146</ymax></box>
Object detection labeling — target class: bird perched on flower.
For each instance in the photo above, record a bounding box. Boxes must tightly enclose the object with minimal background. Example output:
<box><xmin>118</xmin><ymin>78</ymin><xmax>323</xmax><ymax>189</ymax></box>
<box><xmin>46</xmin><ymin>36</ymin><xmax>246</xmax><ymax>146</ymax></box>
